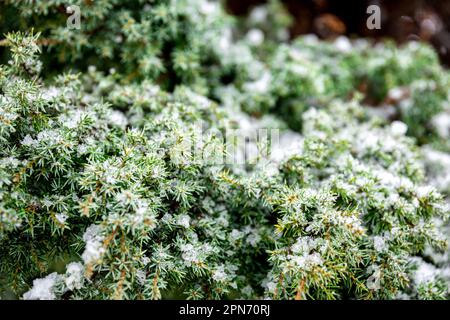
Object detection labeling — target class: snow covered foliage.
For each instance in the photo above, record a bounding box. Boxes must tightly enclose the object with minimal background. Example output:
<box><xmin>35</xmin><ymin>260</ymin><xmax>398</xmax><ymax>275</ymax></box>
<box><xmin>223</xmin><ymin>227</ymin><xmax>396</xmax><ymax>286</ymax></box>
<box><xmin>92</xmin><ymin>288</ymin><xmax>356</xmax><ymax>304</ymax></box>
<box><xmin>0</xmin><ymin>0</ymin><xmax>449</xmax><ymax>300</ymax></box>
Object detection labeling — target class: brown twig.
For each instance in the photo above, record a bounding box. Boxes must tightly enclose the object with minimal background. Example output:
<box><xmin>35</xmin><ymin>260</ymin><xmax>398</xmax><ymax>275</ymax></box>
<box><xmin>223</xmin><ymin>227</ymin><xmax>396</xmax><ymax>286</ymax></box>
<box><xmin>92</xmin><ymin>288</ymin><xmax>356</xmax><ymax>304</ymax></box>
<box><xmin>152</xmin><ymin>269</ymin><xmax>161</xmax><ymax>299</ymax></box>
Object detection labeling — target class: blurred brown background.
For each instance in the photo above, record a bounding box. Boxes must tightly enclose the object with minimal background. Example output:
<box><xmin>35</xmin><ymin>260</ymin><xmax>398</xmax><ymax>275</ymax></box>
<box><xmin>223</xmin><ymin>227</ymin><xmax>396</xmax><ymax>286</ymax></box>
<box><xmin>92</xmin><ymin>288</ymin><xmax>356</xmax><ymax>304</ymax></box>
<box><xmin>227</xmin><ymin>0</ymin><xmax>450</xmax><ymax>66</ymax></box>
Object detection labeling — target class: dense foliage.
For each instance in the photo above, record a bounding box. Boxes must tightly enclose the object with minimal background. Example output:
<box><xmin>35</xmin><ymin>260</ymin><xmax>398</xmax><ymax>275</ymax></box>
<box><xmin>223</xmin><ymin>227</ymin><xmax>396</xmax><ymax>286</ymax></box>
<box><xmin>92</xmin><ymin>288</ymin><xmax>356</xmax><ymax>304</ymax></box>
<box><xmin>0</xmin><ymin>0</ymin><xmax>449</xmax><ymax>300</ymax></box>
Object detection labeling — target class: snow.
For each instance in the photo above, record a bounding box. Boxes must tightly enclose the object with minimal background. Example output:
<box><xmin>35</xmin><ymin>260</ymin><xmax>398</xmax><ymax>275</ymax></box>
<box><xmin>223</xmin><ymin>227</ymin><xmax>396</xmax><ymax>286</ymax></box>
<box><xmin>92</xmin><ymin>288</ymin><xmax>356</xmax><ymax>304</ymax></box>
<box><xmin>180</xmin><ymin>243</ymin><xmax>200</xmax><ymax>266</ymax></box>
<box><xmin>334</xmin><ymin>36</ymin><xmax>352</xmax><ymax>53</ymax></box>
<box><xmin>21</xmin><ymin>134</ymin><xmax>37</xmax><ymax>147</ymax></box>
<box><xmin>249</xmin><ymin>7</ymin><xmax>268</xmax><ymax>24</ymax></box>
<box><xmin>432</xmin><ymin>112</ymin><xmax>450</xmax><ymax>139</ymax></box>
<box><xmin>243</xmin><ymin>71</ymin><xmax>271</xmax><ymax>94</ymax></box>
<box><xmin>108</xmin><ymin>110</ymin><xmax>128</xmax><ymax>128</ymax></box>
<box><xmin>136</xmin><ymin>269</ymin><xmax>146</xmax><ymax>285</ymax></box>
<box><xmin>177</xmin><ymin>214</ymin><xmax>191</xmax><ymax>228</ymax></box>
<box><xmin>390</xmin><ymin>121</ymin><xmax>408</xmax><ymax>136</ymax></box>
<box><xmin>55</xmin><ymin>213</ymin><xmax>68</xmax><ymax>225</ymax></box>
<box><xmin>212</xmin><ymin>265</ymin><xmax>227</xmax><ymax>282</ymax></box>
